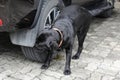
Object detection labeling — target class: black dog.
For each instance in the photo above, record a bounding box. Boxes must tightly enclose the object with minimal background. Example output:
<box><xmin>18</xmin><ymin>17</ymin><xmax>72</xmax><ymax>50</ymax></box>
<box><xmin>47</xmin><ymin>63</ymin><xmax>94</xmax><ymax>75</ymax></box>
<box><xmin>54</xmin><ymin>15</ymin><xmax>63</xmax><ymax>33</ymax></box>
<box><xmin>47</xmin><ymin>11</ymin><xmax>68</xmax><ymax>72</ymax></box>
<box><xmin>36</xmin><ymin>5</ymin><xmax>92</xmax><ymax>75</ymax></box>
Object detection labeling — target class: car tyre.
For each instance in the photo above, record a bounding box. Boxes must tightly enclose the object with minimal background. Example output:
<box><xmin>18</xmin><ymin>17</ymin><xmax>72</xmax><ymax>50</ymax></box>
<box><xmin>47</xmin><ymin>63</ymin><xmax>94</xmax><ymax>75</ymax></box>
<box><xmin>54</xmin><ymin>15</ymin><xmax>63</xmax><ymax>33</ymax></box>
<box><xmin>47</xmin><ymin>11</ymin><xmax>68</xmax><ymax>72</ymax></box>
<box><xmin>98</xmin><ymin>9</ymin><xmax>112</xmax><ymax>18</ymax></box>
<box><xmin>98</xmin><ymin>0</ymin><xmax>115</xmax><ymax>18</ymax></box>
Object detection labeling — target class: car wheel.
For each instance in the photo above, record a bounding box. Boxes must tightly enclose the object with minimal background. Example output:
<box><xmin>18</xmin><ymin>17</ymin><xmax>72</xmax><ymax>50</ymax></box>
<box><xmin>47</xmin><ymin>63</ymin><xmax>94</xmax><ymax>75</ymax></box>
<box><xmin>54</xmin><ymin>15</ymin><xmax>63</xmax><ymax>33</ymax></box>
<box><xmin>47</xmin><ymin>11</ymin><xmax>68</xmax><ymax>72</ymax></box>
<box><xmin>21</xmin><ymin>0</ymin><xmax>64</xmax><ymax>62</ymax></box>
<box><xmin>98</xmin><ymin>0</ymin><xmax>115</xmax><ymax>18</ymax></box>
<box><xmin>98</xmin><ymin>9</ymin><xmax>112</xmax><ymax>18</ymax></box>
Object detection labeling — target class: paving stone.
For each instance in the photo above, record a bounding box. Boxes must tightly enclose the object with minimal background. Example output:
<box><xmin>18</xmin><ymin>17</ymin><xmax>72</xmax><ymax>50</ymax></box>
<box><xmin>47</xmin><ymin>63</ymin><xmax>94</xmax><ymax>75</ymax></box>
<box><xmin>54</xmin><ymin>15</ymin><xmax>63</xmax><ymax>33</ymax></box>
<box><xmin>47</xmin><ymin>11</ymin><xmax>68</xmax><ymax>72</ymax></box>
<box><xmin>20</xmin><ymin>64</ymin><xmax>34</xmax><ymax>74</ymax></box>
<box><xmin>10</xmin><ymin>72</ymin><xmax>33</xmax><ymax>80</ymax></box>
<box><xmin>115</xmin><ymin>72</ymin><xmax>120</xmax><ymax>79</ymax></box>
<box><xmin>61</xmin><ymin>76</ymin><xmax>75</xmax><ymax>80</ymax></box>
<box><xmin>32</xmin><ymin>77</ymin><xmax>41</xmax><ymax>80</ymax></box>
<box><xmin>114</xmin><ymin>79</ymin><xmax>120</xmax><ymax>80</ymax></box>
<box><xmin>85</xmin><ymin>41</ymin><xmax>98</xmax><ymax>51</ymax></box>
<box><xmin>112</xmin><ymin>60</ymin><xmax>120</xmax><ymax>69</ymax></box>
<box><xmin>98</xmin><ymin>38</ymin><xmax>118</xmax><ymax>49</ymax></box>
<box><xmin>0</xmin><ymin>67</ymin><xmax>5</xmax><ymax>73</ymax></box>
<box><xmin>38</xmin><ymin>74</ymin><xmax>58</xmax><ymax>80</ymax></box>
<box><xmin>26</xmin><ymin>68</ymin><xmax>42</xmax><ymax>78</ymax></box>
<box><xmin>80</xmin><ymin>56</ymin><xmax>103</xmax><ymax>65</ymax></box>
<box><xmin>3</xmin><ymin>77</ymin><xmax>19</xmax><ymax>80</ymax></box>
<box><xmin>99</xmin><ymin>59</ymin><xmax>113</xmax><ymax>70</ymax></box>
<box><xmin>77</xmin><ymin>62</ymin><xmax>88</xmax><ymax>69</ymax></box>
<box><xmin>96</xmin><ymin>68</ymin><xmax>118</xmax><ymax>76</ymax></box>
<box><xmin>0</xmin><ymin>70</ymin><xmax>14</xmax><ymax>80</ymax></box>
<box><xmin>71</xmin><ymin>69</ymin><xmax>91</xmax><ymax>80</ymax></box>
<box><xmin>89</xmin><ymin>46</ymin><xmax>111</xmax><ymax>58</ymax></box>
<box><xmin>88</xmin><ymin>72</ymin><xmax>104</xmax><ymax>80</ymax></box>
<box><xmin>43</xmin><ymin>70</ymin><xmax>63</xmax><ymax>78</ymax></box>
<box><xmin>48</xmin><ymin>60</ymin><xmax>65</xmax><ymax>72</ymax></box>
<box><xmin>107</xmin><ymin>50</ymin><xmax>120</xmax><ymax>60</ymax></box>
<box><xmin>74</xmin><ymin>77</ymin><xmax>83</xmax><ymax>80</ymax></box>
<box><xmin>85</xmin><ymin>62</ymin><xmax>100</xmax><ymax>71</ymax></box>
<box><xmin>2</xmin><ymin>63</ymin><xmax>23</xmax><ymax>73</ymax></box>
<box><xmin>102</xmin><ymin>75</ymin><xmax>114</xmax><ymax>80</ymax></box>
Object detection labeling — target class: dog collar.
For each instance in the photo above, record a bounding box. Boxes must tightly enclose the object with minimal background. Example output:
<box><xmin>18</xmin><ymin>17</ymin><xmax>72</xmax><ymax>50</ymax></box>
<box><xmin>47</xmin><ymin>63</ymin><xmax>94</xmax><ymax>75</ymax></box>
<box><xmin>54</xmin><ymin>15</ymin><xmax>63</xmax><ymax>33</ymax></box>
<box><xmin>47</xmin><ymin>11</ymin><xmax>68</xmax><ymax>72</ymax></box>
<box><xmin>53</xmin><ymin>28</ymin><xmax>63</xmax><ymax>47</ymax></box>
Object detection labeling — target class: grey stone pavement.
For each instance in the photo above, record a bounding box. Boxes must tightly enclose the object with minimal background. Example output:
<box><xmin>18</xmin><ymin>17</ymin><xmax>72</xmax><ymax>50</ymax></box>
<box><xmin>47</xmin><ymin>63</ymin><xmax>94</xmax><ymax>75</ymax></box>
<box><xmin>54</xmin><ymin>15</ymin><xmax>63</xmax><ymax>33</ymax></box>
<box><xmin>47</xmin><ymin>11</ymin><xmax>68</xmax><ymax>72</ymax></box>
<box><xmin>0</xmin><ymin>2</ymin><xmax>120</xmax><ymax>80</ymax></box>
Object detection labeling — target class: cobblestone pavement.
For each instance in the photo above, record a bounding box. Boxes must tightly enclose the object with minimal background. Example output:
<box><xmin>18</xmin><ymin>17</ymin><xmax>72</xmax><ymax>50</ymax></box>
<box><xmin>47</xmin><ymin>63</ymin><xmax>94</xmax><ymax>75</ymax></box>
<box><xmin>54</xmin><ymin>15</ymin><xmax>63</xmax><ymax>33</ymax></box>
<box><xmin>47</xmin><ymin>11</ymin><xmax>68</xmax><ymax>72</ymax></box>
<box><xmin>0</xmin><ymin>2</ymin><xmax>120</xmax><ymax>80</ymax></box>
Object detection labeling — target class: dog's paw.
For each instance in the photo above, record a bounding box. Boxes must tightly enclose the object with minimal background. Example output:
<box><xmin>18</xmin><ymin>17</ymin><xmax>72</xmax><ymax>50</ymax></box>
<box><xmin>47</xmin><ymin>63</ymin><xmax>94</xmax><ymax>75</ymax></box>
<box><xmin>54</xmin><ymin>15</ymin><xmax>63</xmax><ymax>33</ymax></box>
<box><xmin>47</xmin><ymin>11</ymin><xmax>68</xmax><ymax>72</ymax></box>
<box><xmin>72</xmin><ymin>55</ymin><xmax>79</xmax><ymax>59</ymax></box>
<box><xmin>64</xmin><ymin>70</ymin><xmax>71</xmax><ymax>75</ymax></box>
<box><xmin>41</xmin><ymin>65</ymin><xmax>49</xmax><ymax>69</ymax></box>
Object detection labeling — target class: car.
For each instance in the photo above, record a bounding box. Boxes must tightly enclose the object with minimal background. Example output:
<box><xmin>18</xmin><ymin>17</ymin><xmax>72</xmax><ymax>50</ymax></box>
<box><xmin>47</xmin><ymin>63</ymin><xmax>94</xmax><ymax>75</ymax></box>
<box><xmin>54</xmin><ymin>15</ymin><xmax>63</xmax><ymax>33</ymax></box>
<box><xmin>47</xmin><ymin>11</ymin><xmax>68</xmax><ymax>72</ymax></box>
<box><xmin>0</xmin><ymin>0</ymin><xmax>115</xmax><ymax>62</ymax></box>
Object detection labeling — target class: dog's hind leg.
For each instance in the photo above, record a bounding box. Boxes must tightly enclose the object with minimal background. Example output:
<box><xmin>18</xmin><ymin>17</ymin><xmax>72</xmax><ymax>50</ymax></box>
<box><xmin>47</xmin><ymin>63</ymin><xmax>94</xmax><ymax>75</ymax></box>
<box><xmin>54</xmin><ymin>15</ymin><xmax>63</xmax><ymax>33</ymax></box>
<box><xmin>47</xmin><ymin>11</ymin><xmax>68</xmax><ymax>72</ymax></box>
<box><xmin>72</xmin><ymin>24</ymin><xmax>90</xmax><ymax>59</ymax></box>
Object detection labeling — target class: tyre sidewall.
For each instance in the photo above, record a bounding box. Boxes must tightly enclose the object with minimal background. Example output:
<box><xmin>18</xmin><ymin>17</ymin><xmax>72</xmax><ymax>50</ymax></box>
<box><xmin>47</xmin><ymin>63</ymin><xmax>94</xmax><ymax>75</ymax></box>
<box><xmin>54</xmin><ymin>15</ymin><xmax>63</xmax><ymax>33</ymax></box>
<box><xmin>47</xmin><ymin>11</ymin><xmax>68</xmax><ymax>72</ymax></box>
<box><xmin>98</xmin><ymin>9</ymin><xmax>112</xmax><ymax>18</ymax></box>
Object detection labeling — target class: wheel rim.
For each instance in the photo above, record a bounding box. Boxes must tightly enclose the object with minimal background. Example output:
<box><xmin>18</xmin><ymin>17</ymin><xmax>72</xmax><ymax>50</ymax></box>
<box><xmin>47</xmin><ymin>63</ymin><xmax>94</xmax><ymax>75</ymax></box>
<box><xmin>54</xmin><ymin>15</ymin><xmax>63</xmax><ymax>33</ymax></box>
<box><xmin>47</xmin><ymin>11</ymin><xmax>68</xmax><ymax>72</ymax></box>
<box><xmin>44</xmin><ymin>7</ymin><xmax>60</xmax><ymax>28</ymax></box>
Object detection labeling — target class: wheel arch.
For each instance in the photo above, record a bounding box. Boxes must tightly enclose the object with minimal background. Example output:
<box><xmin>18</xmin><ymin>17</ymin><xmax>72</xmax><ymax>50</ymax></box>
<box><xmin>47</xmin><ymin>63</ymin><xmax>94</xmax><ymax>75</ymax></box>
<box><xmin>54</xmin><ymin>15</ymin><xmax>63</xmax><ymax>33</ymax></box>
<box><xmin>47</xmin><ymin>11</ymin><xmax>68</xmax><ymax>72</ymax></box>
<box><xmin>10</xmin><ymin>0</ymin><xmax>65</xmax><ymax>47</ymax></box>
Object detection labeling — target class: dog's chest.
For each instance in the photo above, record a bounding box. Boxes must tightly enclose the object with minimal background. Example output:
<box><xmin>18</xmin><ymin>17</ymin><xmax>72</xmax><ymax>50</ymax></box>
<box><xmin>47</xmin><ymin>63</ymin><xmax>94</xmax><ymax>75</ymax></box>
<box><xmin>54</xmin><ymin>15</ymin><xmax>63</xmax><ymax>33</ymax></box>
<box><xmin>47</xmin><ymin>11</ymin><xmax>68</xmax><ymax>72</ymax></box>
<box><xmin>54</xmin><ymin>19</ymin><xmax>75</xmax><ymax>47</ymax></box>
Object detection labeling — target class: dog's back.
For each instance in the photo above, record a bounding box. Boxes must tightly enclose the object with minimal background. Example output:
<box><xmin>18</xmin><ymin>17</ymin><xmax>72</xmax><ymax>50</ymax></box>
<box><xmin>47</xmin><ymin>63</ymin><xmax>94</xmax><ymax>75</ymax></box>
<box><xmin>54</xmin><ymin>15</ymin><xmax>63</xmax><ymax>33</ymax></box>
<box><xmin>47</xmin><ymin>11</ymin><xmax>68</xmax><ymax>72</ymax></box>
<box><xmin>54</xmin><ymin>4</ymin><xmax>92</xmax><ymax>36</ymax></box>
<box><xmin>59</xmin><ymin>5</ymin><xmax>91</xmax><ymax>19</ymax></box>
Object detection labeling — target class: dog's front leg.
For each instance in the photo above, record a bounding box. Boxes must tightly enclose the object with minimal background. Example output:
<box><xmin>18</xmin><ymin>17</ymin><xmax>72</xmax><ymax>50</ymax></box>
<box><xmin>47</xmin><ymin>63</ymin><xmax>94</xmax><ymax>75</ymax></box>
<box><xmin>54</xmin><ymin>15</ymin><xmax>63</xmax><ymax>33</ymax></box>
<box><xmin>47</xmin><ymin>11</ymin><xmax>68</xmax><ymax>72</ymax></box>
<box><xmin>41</xmin><ymin>52</ymin><xmax>53</xmax><ymax>69</ymax></box>
<box><xmin>64</xmin><ymin>46</ymin><xmax>72</xmax><ymax>75</ymax></box>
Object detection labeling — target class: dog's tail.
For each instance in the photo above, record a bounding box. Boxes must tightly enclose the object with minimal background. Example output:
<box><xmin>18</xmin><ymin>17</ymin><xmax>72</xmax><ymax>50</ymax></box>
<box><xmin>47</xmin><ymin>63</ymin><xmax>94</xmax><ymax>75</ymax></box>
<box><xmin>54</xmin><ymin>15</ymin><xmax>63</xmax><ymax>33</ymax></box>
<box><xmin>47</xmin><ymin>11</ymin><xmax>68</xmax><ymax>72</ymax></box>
<box><xmin>88</xmin><ymin>3</ymin><xmax>113</xmax><ymax>17</ymax></box>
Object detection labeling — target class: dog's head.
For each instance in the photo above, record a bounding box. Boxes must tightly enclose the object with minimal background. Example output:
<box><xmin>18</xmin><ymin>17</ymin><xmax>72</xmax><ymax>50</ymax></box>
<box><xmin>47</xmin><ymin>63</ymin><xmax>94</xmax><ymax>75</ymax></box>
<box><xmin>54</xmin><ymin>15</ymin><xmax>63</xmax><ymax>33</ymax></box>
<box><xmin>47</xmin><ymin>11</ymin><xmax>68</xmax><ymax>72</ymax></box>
<box><xmin>35</xmin><ymin>29</ymin><xmax>59</xmax><ymax>54</ymax></box>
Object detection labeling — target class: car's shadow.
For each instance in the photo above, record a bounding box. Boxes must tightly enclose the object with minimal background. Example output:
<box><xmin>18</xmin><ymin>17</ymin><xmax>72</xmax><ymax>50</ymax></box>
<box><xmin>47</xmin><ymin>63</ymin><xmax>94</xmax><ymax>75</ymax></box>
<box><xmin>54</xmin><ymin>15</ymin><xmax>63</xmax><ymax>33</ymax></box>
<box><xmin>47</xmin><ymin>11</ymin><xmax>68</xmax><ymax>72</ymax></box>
<box><xmin>0</xmin><ymin>32</ymin><xmax>21</xmax><ymax>52</ymax></box>
<box><xmin>0</xmin><ymin>32</ymin><xmax>32</xmax><ymax>63</ymax></box>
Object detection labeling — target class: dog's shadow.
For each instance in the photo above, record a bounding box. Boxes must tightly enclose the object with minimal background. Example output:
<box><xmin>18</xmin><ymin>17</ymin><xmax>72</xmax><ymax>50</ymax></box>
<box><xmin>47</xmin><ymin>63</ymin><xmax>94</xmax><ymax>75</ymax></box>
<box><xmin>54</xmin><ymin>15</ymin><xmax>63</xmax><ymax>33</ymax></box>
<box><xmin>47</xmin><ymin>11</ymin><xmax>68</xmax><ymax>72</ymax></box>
<box><xmin>0</xmin><ymin>32</ymin><xmax>21</xmax><ymax>52</ymax></box>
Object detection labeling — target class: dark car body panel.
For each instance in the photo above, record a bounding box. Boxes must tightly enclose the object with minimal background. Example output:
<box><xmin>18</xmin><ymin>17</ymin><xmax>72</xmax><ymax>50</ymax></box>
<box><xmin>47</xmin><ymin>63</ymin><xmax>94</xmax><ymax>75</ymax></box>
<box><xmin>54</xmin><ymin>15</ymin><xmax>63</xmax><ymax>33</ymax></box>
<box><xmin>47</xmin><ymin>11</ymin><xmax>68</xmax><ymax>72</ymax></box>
<box><xmin>0</xmin><ymin>0</ymin><xmax>107</xmax><ymax>32</ymax></box>
<box><xmin>0</xmin><ymin>0</ymin><xmax>36</xmax><ymax>32</ymax></box>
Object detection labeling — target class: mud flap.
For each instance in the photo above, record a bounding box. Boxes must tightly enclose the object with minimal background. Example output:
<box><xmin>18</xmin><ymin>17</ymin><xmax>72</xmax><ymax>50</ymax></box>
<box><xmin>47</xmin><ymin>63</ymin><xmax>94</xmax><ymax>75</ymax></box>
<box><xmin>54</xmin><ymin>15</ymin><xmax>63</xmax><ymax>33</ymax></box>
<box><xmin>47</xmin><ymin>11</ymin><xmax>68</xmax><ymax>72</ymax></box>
<box><xmin>10</xmin><ymin>0</ymin><xmax>43</xmax><ymax>47</ymax></box>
